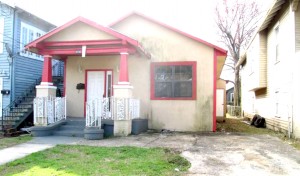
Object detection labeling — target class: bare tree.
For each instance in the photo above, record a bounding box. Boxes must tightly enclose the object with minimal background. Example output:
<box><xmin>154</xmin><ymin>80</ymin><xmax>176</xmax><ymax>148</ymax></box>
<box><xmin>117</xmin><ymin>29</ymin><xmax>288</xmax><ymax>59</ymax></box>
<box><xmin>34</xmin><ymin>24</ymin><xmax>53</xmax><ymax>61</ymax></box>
<box><xmin>215</xmin><ymin>0</ymin><xmax>261</xmax><ymax>106</ymax></box>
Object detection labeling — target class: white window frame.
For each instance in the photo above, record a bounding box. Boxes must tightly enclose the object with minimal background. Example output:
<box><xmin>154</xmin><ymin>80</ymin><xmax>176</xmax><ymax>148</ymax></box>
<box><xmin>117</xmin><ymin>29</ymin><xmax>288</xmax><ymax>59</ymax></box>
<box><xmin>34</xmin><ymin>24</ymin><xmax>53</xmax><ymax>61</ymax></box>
<box><xmin>0</xmin><ymin>17</ymin><xmax>4</xmax><ymax>54</ymax></box>
<box><xmin>20</xmin><ymin>22</ymin><xmax>45</xmax><ymax>61</ymax></box>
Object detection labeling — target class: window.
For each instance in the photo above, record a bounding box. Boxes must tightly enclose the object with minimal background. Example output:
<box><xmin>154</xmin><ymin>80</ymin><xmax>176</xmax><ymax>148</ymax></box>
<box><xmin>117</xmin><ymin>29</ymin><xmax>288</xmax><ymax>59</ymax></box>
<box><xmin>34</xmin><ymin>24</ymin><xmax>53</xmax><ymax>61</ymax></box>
<box><xmin>151</xmin><ymin>61</ymin><xmax>196</xmax><ymax>100</ymax></box>
<box><xmin>0</xmin><ymin>17</ymin><xmax>4</xmax><ymax>54</ymax></box>
<box><xmin>20</xmin><ymin>22</ymin><xmax>45</xmax><ymax>60</ymax></box>
<box><xmin>275</xmin><ymin>25</ymin><xmax>280</xmax><ymax>63</ymax></box>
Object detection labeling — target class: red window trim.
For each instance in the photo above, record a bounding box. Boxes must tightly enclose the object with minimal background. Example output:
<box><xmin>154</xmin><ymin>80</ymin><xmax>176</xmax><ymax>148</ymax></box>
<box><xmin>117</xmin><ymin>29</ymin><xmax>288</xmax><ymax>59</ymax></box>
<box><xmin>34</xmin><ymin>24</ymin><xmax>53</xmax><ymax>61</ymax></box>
<box><xmin>150</xmin><ymin>61</ymin><xmax>197</xmax><ymax>100</ymax></box>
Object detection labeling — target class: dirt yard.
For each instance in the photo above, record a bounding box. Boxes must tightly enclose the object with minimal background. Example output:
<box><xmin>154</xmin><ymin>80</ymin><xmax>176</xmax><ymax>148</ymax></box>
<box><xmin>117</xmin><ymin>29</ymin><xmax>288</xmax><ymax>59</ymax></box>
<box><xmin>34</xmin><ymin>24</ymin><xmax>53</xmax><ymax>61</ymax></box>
<box><xmin>75</xmin><ymin>132</ymin><xmax>300</xmax><ymax>175</ymax></box>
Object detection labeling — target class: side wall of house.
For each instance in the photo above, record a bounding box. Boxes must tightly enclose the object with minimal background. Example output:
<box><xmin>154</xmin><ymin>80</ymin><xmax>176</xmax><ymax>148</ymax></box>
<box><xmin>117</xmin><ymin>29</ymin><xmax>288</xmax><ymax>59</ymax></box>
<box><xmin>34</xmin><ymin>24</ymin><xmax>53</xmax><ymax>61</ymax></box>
<box><xmin>0</xmin><ymin>4</ymin><xmax>14</xmax><ymax>109</ymax></box>
<box><xmin>242</xmin><ymin>3</ymin><xmax>294</xmax><ymax>135</ymax></box>
<box><xmin>292</xmin><ymin>2</ymin><xmax>300</xmax><ymax>138</ymax></box>
<box><xmin>112</xmin><ymin>15</ymin><xmax>215</xmax><ymax>131</ymax></box>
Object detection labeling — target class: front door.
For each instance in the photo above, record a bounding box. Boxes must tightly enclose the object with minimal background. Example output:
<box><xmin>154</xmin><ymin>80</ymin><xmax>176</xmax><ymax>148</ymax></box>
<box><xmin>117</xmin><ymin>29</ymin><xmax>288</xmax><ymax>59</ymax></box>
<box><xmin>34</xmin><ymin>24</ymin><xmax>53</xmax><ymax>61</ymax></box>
<box><xmin>85</xmin><ymin>70</ymin><xmax>113</xmax><ymax>117</ymax></box>
<box><xmin>87</xmin><ymin>71</ymin><xmax>105</xmax><ymax>102</ymax></box>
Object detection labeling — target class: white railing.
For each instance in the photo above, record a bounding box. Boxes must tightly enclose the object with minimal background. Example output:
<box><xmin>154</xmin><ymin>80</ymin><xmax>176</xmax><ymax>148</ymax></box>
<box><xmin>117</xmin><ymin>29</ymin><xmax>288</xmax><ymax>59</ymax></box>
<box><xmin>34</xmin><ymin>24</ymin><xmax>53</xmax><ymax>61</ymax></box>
<box><xmin>85</xmin><ymin>97</ymin><xmax>140</xmax><ymax>127</ymax></box>
<box><xmin>33</xmin><ymin>96</ymin><xmax>66</xmax><ymax>126</ymax></box>
<box><xmin>227</xmin><ymin>105</ymin><xmax>241</xmax><ymax>117</ymax></box>
<box><xmin>86</xmin><ymin>98</ymin><xmax>102</xmax><ymax>127</ymax></box>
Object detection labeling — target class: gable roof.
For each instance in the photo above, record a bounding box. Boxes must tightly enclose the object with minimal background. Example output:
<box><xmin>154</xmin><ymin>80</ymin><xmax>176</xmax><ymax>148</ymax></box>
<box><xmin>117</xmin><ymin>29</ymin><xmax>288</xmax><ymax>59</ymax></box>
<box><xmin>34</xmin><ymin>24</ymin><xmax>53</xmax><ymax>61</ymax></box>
<box><xmin>237</xmin><ymin>0</ymin><xmax>287</xmax><ymax>67</ymax></box>
<box><xmin>25</xmin><ymin>16</ymin><xmax>140</xmax><ymax>49</ymax></box>
<box><xmin>110</xmin><ymin>12</ymin><xmax>227</xmax><ymax>55</ymax></box>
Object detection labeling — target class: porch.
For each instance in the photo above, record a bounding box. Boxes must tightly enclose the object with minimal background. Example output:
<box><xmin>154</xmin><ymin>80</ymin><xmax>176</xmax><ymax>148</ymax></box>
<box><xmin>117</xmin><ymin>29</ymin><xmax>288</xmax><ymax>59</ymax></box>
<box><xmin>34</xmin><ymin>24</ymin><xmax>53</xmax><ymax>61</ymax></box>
<box><xmin>24</xmin><ymin>17</ymin><xmax>150</xmax><ymax>138</ymax></box>
<box><xmin>30</xmin><ymin>96</ymin><xmax>147</xmax><ymax>139</ymax></box>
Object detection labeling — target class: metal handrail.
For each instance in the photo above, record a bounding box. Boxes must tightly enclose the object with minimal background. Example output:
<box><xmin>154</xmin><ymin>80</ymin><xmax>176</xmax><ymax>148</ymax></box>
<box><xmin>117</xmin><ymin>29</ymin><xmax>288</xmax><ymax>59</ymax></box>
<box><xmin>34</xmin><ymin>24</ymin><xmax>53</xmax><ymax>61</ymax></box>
<box><xmin>1</xmin><ymin>76</ymin><xmax>41</xmax><ymax>131</ymax></box>
<box><xmin>1</xmin><ymin>60</ymin><xmax>64</xmax><ymax>131</ymax></box>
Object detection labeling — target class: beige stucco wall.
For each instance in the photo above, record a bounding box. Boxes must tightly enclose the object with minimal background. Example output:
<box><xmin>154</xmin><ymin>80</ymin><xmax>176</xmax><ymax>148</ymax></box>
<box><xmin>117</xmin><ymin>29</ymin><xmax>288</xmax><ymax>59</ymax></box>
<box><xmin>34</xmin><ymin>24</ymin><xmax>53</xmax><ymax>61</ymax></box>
<box><xmin>45</xmin><ymin>22</ymin><xmax>117</xmax><ymax>41</ymax></box>
<box><xmin>62</xmin><ymin>15</ymin><xmax>217</xmax><ymax>132</ymax></box>
<box><xmin>65</xmin><ymin>55</ymin><xmax>151</xmax><ymax>119</ymax></box>
<box><xmin>65</xmin><ymin>56</ymin><xmax>118</xmax><ymax>117</ymax></box>
<box><xmin>112</xmin><ymin>15</ymin><xmax>215</xmax><ymax>131</ymax></box>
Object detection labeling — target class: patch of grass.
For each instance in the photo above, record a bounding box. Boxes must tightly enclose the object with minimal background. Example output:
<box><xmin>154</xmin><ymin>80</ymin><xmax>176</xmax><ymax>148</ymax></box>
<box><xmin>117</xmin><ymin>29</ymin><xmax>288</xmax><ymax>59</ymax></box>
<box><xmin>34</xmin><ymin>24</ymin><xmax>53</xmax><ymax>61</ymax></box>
<box><xmin>217</xmin><ymin>115</ymin><xmax>300</xmax><ymax>150</ymax></box>
<box><xmin>216</xmin><ymin>117</ymin><xmax>275</xmax><ymax>135</ymax></box>
<box><xmin>0</xmin><ymin>145</ymin><xmax>190</xmax><ymax>176</ymax></box>
<box><xmin>291</xmin><ymin>141</ymin><xmax>300</xmax><ymax>150</ymax></box>
<box><xmin>0</xmin><ymin>135</ymin><xmax>32</xmax><ymax>150</ymax></box>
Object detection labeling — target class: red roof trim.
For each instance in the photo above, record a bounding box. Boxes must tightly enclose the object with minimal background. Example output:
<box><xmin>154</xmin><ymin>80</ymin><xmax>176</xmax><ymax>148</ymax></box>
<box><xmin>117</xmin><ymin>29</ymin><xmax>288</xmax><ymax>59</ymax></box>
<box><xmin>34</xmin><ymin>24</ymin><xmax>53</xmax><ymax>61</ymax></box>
<box><xmin>110</xmin><ymin>12</ymin><xmax>227</xmax><ymax>54</ymax></box>
<box><xmin>26</xmin><ymin>16</ymin><xmax>139</xmax><ymax>49</ymax></box>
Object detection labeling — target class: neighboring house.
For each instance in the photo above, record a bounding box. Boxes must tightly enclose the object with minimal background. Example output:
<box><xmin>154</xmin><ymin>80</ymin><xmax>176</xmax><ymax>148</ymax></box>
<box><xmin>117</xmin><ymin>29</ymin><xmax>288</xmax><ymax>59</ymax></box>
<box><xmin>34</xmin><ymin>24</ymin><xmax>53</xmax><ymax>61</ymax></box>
<box><xmin>26</xmin><ymin>12</ymin><xmax>227</xmax><ymax>134</ymax></box>
<box><xmin>0</xmin><ymin>2</ymin><xmax>55</xmax><ymax>129</ymax></box>
<box><xmin>237</xmin><ymin>0</ymin><xmax>300</xmax><ymax>138</ymax></box>
<box><xmin>226</xmin><ymin>87</ymin><xmax>234</xmax><ymax>105</ymax></box>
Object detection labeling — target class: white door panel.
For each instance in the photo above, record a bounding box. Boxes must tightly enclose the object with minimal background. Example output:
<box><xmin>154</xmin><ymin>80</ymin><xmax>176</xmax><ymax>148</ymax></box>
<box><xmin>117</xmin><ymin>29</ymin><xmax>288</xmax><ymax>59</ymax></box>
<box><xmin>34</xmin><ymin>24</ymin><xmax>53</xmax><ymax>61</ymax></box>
<box><xmin>217</xmin><ymin>89</ymin><xmax>224</xmax><ymax>117</ymax></box>
<box><xmin>87</xmin><ymin>71</ymin><xmax>105</xmax><ymax>102</ymax></box>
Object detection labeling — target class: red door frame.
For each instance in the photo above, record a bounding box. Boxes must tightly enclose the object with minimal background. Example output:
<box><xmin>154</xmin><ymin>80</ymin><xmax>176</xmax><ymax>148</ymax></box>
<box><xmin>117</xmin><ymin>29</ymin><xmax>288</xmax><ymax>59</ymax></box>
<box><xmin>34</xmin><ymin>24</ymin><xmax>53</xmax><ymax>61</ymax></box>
<box><xmin>84</xmin><ymin>69</ymin><xmax>113</xmax><ymax>117</ymax></box>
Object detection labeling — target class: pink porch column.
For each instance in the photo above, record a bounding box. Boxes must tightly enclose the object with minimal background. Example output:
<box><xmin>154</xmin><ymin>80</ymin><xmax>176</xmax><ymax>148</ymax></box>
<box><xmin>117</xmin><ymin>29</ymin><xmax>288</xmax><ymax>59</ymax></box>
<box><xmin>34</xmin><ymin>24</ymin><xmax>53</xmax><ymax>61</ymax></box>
<box><xmin>41</xmin><ymin>55</ymin><xmax>53</xmax><ymax>85</ymax></box>
<box><xmin>36</xmin><ymin>55</ymin><xmax>57</xmax><ymax>97</ymax></box>
<box><xmin>113</xmin><ymin>52</ymin><xmax>133</xmax><ymax>136</ymax></box>
<box><xmin>118</xmin><ymin>52</ymin><xmax>129</xmax><ymax>84</ymax></box>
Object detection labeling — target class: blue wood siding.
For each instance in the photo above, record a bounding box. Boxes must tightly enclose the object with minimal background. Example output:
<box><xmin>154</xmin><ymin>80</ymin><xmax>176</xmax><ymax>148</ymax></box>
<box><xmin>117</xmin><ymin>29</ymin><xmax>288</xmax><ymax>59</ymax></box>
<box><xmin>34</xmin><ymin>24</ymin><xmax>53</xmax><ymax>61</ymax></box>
<box><xmin>12</xmin><ymin>14</ymin><xmax>42</xmax><ymax>99</ymax></box>
<box><xmin>12</xmin><ymin>11</ymin><xmax>55</xmax><ymax>99</ymax></box>
<box><xmin>1</xmin><ymin>3</ymin><xmax>56</xmax><ymax>109</ymax></box>
<box><xmin>0</xmin><ymin>3</ymin><xmax>14</xmax><ymax>108</ymax></box>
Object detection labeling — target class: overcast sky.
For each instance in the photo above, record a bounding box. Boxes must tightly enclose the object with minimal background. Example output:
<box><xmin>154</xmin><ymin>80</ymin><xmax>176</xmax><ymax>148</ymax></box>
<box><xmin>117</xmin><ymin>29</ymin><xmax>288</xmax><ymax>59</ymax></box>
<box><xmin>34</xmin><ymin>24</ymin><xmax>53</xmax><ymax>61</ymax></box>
<box><xmin>1</xmin><ymin>0</ymin><xmax>273</xmax><ymax>86</ymax></box>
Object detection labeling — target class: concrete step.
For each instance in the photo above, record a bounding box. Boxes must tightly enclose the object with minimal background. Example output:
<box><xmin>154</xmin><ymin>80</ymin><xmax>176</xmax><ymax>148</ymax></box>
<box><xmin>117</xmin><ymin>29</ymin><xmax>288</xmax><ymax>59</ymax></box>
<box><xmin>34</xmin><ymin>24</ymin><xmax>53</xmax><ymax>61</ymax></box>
<box><xmin>52</xmin><ymin>130</ymin><xmax>84</xmax><ymax>137</ymax></box>
<box><xmin>59</xmin><ymin>125</ymin><xmax>85</xmax><ymax>131</ymax></box>
<box><xmin>66</xmin><ymin>119</ymin><xmax>85</xmax><ymax>126</ymax></box>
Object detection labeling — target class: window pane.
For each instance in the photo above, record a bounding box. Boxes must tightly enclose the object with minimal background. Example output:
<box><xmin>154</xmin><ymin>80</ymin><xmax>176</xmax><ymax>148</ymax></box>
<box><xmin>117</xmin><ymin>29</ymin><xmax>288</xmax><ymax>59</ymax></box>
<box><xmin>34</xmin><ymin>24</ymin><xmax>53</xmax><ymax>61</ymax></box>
<box><xmin>174</xmin><ymin>66</ymin><xmax>192</xmax><ymax>81</ymax></box>
<box><xmin>174</xmin><ymin>82</ymin><xmax>192</xmax><ymax>97</ymax></box>
<box><xmin>155</xmin><ymin>66</ymin><xmax>172</xmax><ymax>81</ymax></box>
<box><xmin>29</xmin><ymin>29</ymin><xmax>34</xmax><ymax>42</ymax></box>
<box><xmin>155</xmin><ymin>82</ymin><xmax>172</xmax><ymax>97</ymax></box>
<box><xmin>22</xmin><ymin>27</ymin><xmax>28</xmax><ymax>46</ymax></box>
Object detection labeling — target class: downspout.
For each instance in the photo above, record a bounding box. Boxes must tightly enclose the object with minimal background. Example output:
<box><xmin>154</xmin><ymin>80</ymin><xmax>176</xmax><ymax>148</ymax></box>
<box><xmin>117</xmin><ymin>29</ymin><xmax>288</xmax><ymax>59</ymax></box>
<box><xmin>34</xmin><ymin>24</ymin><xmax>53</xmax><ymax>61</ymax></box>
<box><xmin>10</xmin><ymin>7</ymin><xmax>16</xmax><ymax>102</ymax></box>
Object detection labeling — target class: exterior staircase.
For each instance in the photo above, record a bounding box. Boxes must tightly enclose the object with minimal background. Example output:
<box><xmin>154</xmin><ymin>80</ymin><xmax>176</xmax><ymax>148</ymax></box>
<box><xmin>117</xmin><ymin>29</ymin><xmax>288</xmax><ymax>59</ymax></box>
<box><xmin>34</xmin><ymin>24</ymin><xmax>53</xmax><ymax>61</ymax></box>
<box><xmin>53</xmin><ymin>118</ymin><xmax>85</xmax><ymax>137</ymax></box>
<box><xmin>0</xmin><ymin>78</ymin><xmax>40</xmax><ymax>131</ymax></box>
<box><xmin>1</xmin><ymin>61</ymin><xmax>65</xmax><ymax>132</ymax></box>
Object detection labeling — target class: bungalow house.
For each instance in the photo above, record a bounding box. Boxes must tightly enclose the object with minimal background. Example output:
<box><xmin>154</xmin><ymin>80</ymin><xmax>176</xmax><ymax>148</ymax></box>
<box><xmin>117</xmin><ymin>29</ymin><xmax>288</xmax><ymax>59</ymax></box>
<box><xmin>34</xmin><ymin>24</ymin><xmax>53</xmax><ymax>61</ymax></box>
<box><xmin>25</xmin><ymin>12</ymin><xmax>227</xmax><ymax>136</ymax></box>
<box><xmin>0</xmin><ymin>2</ymin><xmax>55</xmax><ymax>131</ymax></box>
<box><xmin>237</xmin><ymin>0</ymin><xmax>300</xmax><ymax>138</ymax></box>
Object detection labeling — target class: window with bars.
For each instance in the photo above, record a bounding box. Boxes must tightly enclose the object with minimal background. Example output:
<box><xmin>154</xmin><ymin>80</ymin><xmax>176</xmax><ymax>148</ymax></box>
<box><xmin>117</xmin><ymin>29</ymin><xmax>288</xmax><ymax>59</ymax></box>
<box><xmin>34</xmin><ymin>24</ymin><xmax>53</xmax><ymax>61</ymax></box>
<box><xmin>151</xmin><ymin>61</ymin><xmax>196</xmax><ymax>100</ymax></box>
